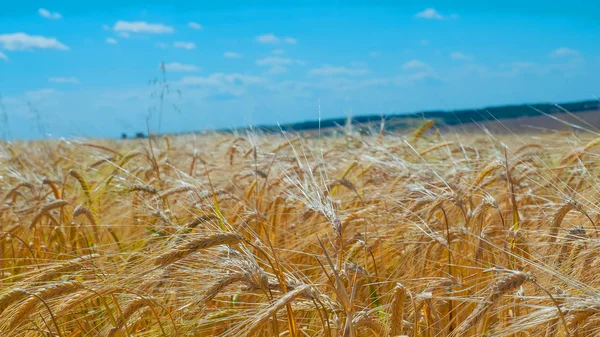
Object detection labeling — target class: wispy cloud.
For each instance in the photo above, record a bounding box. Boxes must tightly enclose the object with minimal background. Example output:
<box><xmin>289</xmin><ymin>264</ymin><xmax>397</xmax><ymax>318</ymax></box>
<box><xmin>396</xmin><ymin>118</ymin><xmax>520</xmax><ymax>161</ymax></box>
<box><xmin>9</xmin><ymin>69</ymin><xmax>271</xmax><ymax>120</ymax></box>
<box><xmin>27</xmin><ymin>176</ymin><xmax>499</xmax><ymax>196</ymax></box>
<box><xmin>400</xmin><ymin>60</ymin><xmax>440</xmax><ymax>81</ymax></box>
<box><xmin>256</xmin><ymin>56</ymin><xmax>306</xmax><ymax>74</ymax></box>
<box><xmin>256</xmin><ymin>33</ymin><xmax>297</xmax><ymax>44</ymax></box>
<box><xmin>180</xmin><ymin>73</ymin><xmax>265</xmax><ymax>86</ymax></box>
<box><xmin>268</xmin><ymin>66</ymin><xmax>290</xmax><ymax>74</ymax></box>
<box><xmin>503</xmin><ymin>62</ymin><xmax>549</xmax><ymax>76</ymax></box>
<box><xmin>179</xmin><ymin>73</ymin><xmax>266</xmax><ymax>96</ymax></box>
<box><xmin>224</xmin><ymin>51</ymin><xmax>242</xmax><ymax>58</ymax></box>
<box><xmin>272</xmin><ymin>49</ymin><xmax>285</xmax><ymax>55</ymax></box>
<box><xmin>401</xmin><ymin>59</ymin><xmax>431</xmax><ymax>71</ymax></box>
<box><xmin>113</xmin><ymin>21</ymin><xmax>174</xmax><ymax>34</ymax></box>
<box><xmin>456</xmin><ymin>59</ymin><xmax>583</xmax><ymax>79</ymax></box>
<box><xmin>188</xmin><ymin>22</ymin><xmax>203</xmax><ymax>30</ymax></box>
<box><xmin>550</xmin><ymin>47</ymin><xmax>580</xmax><ymax>58</ymax></box>
<box><xmin>0</xmin><ymin>33</ymin><xmax>69</xmax><ymax>51</ymax></box>
<box><xmin>256</xmin><ymin>57</ymin><xmax>293</xmax><ymax>66</ymax></box>
<box><xmin>450</xmin><ymin>52</ymin><xmax>472</xmax><ymax>60</ymax></box>
<box><xmin>38</xmin><ymin>8</ymin><xmax>62</xmax><ymax>20</ymax></box>
<box><xmin>163</xmin><ymin>62</ymin><xmax>199</xmax><ymax>72</ymax></box>
<box><xmin>415</xmin><ymin>8</ymin><xmax>457</xmax><ymax>20</ymax></box>
<box><xmin>274</xmin><ymin>75</ymin><xmax>428</xmax><ymax>95</ymax></box>
<box><xmin>173</xmin><ymin>41</ymin><xmax>196</xmax><ymax>50</ymax></box>
<box><xmin>256</xmin><ymin>33</ymin><xmax>278</xmax><ymax>44</ymax></box>
<box><xmin>49</xmin><ymin>77</ymin><xmax>79</xmax><ymax>84</ymax></box>
<box><xmin>420</xmin><ymin>39</ymin><xmax>430</xmax><ymax>45</ymax></box>
<box><xmin>309</xmin><ymin>65</ymin><xmax>369</xmax><ymax>76</ymax></box>
<box><xmin>105</xmin><ymin>38</ymin><xmax>117</xmax><ymax>45</ymax></box>
<box><xmin>155</xmin><ymin>42</ymin><xmax>168</xmax><ymax>48</ymax></box>
<box><xmin>350</xmin><ymin>61</ymin><xmax>368</xmax><ymax>68</ymax></box>
<box><xmin>0</xmin><ymin>52</ymin><xmax>7</xmax><ymax>61</ymax></box>
<box><xmin>283</xmin><ymin>37</ymin><xmax>297</xmax><ymax>44</ymax></box>
<box><xmin>26</xmin><ymin>88</ymin><xmax>55</xmax><ymax>100</ymax></box>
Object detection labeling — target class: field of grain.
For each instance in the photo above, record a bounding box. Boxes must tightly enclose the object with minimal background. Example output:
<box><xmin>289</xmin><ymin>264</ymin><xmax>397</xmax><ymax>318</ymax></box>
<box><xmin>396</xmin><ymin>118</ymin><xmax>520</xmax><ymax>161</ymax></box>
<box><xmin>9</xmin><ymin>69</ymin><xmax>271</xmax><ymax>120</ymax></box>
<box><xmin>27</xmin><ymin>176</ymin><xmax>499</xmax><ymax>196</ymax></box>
<box><xmin>1</xmin><ymin>123</ymin><xmax>600</xmax><ymax>336</ymax></box>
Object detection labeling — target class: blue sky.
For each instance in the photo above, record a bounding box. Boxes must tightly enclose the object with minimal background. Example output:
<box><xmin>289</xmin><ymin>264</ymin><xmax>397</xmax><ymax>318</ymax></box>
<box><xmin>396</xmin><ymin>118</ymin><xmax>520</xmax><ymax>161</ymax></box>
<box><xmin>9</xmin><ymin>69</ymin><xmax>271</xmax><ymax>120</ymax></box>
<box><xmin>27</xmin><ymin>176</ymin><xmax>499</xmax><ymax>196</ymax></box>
<box><xmin>1</xmin><ymin>1</ymin><xmax>599</xmax><ymax>139</ymax></box>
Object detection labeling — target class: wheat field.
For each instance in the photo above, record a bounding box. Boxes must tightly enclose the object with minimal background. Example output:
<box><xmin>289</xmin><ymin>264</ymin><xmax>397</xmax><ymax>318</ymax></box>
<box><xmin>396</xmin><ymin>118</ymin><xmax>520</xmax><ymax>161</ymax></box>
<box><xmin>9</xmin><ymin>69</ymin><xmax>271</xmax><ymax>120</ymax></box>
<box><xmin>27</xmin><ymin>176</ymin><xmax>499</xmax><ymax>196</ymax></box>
<box><xmin>1</xmin><ymin>122</ymin><xmax>600</xmax><ymax>336</ymax></box>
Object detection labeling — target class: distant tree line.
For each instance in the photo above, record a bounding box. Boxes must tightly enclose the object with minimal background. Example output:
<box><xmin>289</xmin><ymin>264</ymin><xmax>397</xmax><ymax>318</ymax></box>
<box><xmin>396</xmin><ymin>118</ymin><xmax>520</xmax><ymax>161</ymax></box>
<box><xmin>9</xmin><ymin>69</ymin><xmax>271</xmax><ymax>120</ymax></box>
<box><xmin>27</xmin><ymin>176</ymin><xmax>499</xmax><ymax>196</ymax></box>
<box><xmin>253</xmin><ymin>100</ymin><xmax>600</xmax><ymax>132</ymax></box>
<box><xmin>120</xmin><ymin>99</ymin><xmax>600</xmax><ymax>137</ymax></box>
<box><xmin>121</xmin><ymin>132</ymin><xmax>147</xmax><ymax>139</ymax></box>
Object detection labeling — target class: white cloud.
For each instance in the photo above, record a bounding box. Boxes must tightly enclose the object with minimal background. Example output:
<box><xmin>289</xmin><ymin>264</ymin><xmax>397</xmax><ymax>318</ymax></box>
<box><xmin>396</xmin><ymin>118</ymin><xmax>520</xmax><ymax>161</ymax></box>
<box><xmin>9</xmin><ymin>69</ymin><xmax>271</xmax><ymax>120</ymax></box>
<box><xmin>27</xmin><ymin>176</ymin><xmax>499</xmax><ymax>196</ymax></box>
<box><xmin>180</xmin><ymin>73</ymin><xmax>266</xmax><ymax>86</ymax></box>
<box><xmin>309</xmin><ymin>65</ymin><xmax>369</xmax><ymax>76</ymax></box>
<box><xmin>255</xmin><ymin>57</ymin><xmax>306</xmax><ymax>74</ymax></box>
<box><xmin>102</xmin><ymin>25</ymin><xmax>111</xmax><ymax>31</ymax></box>
<box><xmin>26</xmin><ymin>88</ymin><xmax>55</xmax><ymax>100</ymax></box>
<box><xmin>256</xmin><ymin>33</ymin><xmax>297</xmax><ymax>44</ymax></box>
<box><xmin>272</xmin><ymin>49</ymin><xmax>285</xmax><ymax>55</ymax></box>
<box><xmin>402</xmin><ymin>59</ymin><xmax>431</xmax><ymax>71</ymax></box>
<box><xmin>224</xmin><ymin>51</ymin><xmax>242</xmax><ymax>58</ymax></box>
<box><xmin>415</xmin><ymin>8</ymin><xmax>443</xmax><ymax>19</ymax></box>
<box><xmin>49</xmin><ymin>77</ymin><xmax>79</xmax><ymax>84</ymax></box>
<box><xmin>256</xmin><ymin>56</ymin><xmax>293</xmax><ymax>66</ymax></box>
<box><xmin>283</xmin><ymin>37</ymin><xmax>296</xmax><ymax>44</ymax></box>
<box><xmin>350</xmin><ymin>61</ymin><xmax>368</xmax><ymax>68</ymax></box>
<box><xmin>0</xmin><ymin>33</ymin><xmax>69</xmax><ymax>51</ymax></box>
<box><xmin>257</xmin><ymin>57</ymin><xmax>298</xmax><ymax>74</ymax></box>
<box><xmin>188</xmin><ymin>22</ymin><xmax>203</xmax><ymax>30</ymax></box>
<box><xmin>420</xmin><ymin>39</ymin><xmax>430</xmax><ymax>45</ymax></box>
<box><xmin>177</xmin><ymin>73</ymin><xmax>268</xmax><ymax>98</ymax></box>
<box><xmin>118</xmin><ymin>32</ymin><xmax>130</xmax><ymax>38</ymax></box>
<box><xmin>266</xmin><ymin>66</ymin><xmax>289</xmax><ymax>74</ymax></box>
<box><xmin>38</xmin><ymin>8</ymin><xmax>62</xmax><ymax>20</ymax></box>
<box><xmin>450</xmin><ymin>52</ymin><xmax>472</xmax><ymax>60</ymax></box>
<box><xmin>256</xmin><ymin>57</ymin><xmax>307</xmax><ymax>66</ymax></box>
<box><xmin>456</xmin><ymin>59</ymin><xmax>582</xmax><ymax>79</ymax></box>
<box><xmin>283</xmin><ymin>37</ymin><xmax>297</xmax><ymax>44</ymax></box>
<box><xmin>105</xmin><ymin>38</ymin><xmax>117</xmax><ymax>45</ymax></box>
<box><xmin>273</xmin><ymin>75</ymin><xmax>426</xmax><ymax>95</ymax></box>
<box><xmin>173</xmin><ymin>41</ymin><xmax>196</xmax><ymax>50</ymax></box>
<box><xmin>550</xmin><ymin>47</ymin><xmax>580</xmax><ymax>58</ymax></box>
<box><xmin>0</xmin><ymin>52</ymin><xmax>7</xmax><ymax>61</ymax></box>
<box><xmin>406</xmin><ymin>72</ymin><xmax>441</xmax><ymax>81</ymax></box>
<box><xmin>113</xmin><ymin>21</ymin><xmax>174</xmax><ymax>34</ymax></box>
<box><xmin>163</xmin><ymin>62</ymin><xmax>199</xmax><ymax>72</ymax></box>
<box><xmin>256</xmin><ymin>33</ymin><xmax>278</xmax><ymax>44</ymax></box>
<box><xmin>415</xmin><ymin>8</ymin><xmax>456</xmax><ymax>20</ymax></box>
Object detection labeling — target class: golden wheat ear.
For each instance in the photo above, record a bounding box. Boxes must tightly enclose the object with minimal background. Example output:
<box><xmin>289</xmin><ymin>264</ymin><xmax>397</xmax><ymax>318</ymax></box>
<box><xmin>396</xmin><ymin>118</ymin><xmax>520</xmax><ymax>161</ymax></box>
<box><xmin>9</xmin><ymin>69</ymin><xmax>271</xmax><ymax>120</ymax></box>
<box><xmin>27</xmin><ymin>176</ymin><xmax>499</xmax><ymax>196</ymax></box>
<box><xmin>154</xmin><ymin>232</ymin><xmax>243</xmax><ymax>268</ymax></box>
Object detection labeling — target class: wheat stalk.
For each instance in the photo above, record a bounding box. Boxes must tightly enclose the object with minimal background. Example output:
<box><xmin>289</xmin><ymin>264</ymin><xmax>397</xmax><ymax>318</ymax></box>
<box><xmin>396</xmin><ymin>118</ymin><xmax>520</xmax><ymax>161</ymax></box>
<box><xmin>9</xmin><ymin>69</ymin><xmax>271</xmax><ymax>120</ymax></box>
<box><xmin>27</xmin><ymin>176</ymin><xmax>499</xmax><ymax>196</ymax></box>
<box><xmin>154</xmin><ymin>233</ymin><xmax>243</xmax><ymax>267</ymax></box>
<box><xmin>30</xmin><ymin>200</ymin><xmax>69</xmax><ymax>228</ymax></box>
<box><xmin>452</xmin><ymin>271</ymin><xmax>532</xmax><ymax>336</ymax></box>
<box><xmin>245</xmin><ymin>285</ymin><xmax>311</xmax><ymax>336</ymax></box>
<box><xmin>8</xmin><ymin>281</ymin><xmax>82</xmax><ymax>329</ymax></box>
<box><xmin>389</xmin><ymin>282</ymin><xmax>406</xmax><ymax>336</ymax></box>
